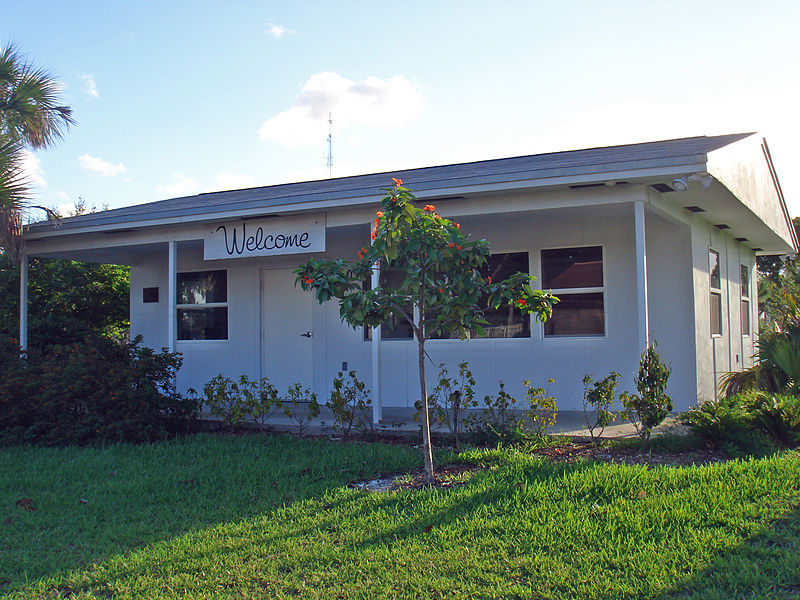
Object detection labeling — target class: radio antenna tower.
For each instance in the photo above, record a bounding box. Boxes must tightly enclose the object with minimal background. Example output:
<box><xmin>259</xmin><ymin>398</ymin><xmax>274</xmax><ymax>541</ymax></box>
<box><xmin>326</xmin><ymin>112</ymin><xmax>333</xmax><ymax>177</ymax></box>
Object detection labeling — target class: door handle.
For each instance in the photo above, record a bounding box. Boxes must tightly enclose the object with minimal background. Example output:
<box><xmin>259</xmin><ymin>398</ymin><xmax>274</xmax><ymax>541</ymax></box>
<box><xmin>300</xmin><ymin>331</ymin><xmax>313</xmax><ymax>338</ymax></box>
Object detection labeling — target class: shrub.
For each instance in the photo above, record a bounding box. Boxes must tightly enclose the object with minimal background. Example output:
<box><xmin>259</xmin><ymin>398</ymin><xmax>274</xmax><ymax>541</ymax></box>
<box><xmin>682</xmin><ymin>390</ymin><xmax>800</xmax><ymax>456</ymax></box>
<box><xmin>621</xmin><ymin>343</ymin><xmax>672</xmax><ymax>444</ymax></box>
<box><xmin>199</xmin><ymin>375</ymin><xmax>249</xmax><ymax>429</ymax></box>
<box><xmin>681</xmin><ymin>392</ymin><xmax>777</xmax><ymax>457</ymax></box>
<box><xmin>582</xmin><ymin>371</ymin><xmax>622</xmax><ymax>441</ymax></box>
<box><xmin>522</xmin><ymin>378</ymin><xmax>557</xmax><ymax>437</ymax></box>
<box><xmin>327</xmin><ymin>371</ymin><xmax>372</xmax><ymax>440</ymax></box>
<box><xmin>282</xmin><ymin>383</ymin><xmax>320</xmax><ymax>435</ymax></box>
<box><xmin>417</xmin><ymin>361</ymin><xmax>477</xmax><ymax>448</ymax></box>
<box><xmin>467</xmin><ymin>379</ymin><xmax>558</xmax><ymax>443</ymax></box>
<box><xmin>197</xmin><ymin>374</ymin><xmax>281</xmax><ymax>429</ymax></box>
<box><xmin>0</xmin><ymin>334</ymin><xmax>197</xmax><ymax>446</ymax></box>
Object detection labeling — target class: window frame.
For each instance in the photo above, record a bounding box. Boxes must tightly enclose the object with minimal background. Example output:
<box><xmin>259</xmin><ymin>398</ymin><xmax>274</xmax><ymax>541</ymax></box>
<box><xmin>176</xmin><ymin>269</ymin><xmax>230</xmax><ymax>342</ymax></box>
<box><xmin>540</xmin><ymin>244</ymin><xmax>607</xmax><ymax>340</ymax></box>
<box><xmin>709</xmin><ymin>249</ymin><xmax>723</xmax><ymax>337</ymax></box>
<box><xmin>740</xmin><ymin>263</ymin><xmax>751</xmax><ymax>337</ymax></box>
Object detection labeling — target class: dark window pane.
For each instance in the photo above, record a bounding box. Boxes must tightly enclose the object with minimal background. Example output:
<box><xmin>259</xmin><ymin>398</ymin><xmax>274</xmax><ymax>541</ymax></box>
<box><xmin>740</xmin><ymin>265</ymin><xmax>750</xmax><ymax>299</ymax></box>
<box><xmin>178</xmin><ymin>270</ymin><xmax>227</xmax><ymax>304</ymax></box>
<box><xmin>710</xmin><ymin>292</ymin><xmax>722</xmax><ymax>335</ymax></box>
<box><xmin>709</xmin><ymin>250</ymin><xmax>720</xmax><ymax>290</ymax></box>
<box><xmin>542</xmin><ymin>246</ymin><xmax>603</xmax><ymax>289</ymax></box>
<box><xmin>142</xmin><ymin>287</ymin><xmax>159</xmax><ymax>303</ymax></box>
<box><xmin>178</xmin><ymin>308</ymin><xmax>228</xmax><ymax>340</ymax></box>
<box><xmin>544</xmin><ymin>293</ymin><xmax>604</xmax><ymax>336</ymax></box>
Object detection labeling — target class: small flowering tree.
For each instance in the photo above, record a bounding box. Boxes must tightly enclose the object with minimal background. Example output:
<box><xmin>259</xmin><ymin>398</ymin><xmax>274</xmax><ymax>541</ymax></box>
<box><xmin>296</xmin><ymin>179</ymin><xmax>557</xmax><ymax>481</ymax></box>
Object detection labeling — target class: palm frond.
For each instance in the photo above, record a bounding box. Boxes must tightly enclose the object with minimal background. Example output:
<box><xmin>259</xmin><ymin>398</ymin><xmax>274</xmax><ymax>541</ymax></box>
<box><xmin>0</xmin><ymin>42</ymin><xmax>75</xmax><ymax>150</ymax></box>
<box><xmin>0</xmin><ymin>136</ymin><xmax>30</xmax><ymax>209</ymax></box>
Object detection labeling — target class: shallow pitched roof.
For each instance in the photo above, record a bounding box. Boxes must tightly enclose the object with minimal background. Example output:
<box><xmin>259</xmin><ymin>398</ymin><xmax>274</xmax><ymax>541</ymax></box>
<box><xmin>28</xmin><ymin>133</ymin><xmax>752</xmax><ymax>233</ymax></box>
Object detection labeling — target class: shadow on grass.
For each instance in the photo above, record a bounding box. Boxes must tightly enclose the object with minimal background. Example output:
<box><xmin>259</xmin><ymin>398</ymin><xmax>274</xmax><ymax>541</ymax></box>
<box><xmin>647</xmin><ymin>505</ymin><xmax>800</xmax><ymax>600</ymax></box>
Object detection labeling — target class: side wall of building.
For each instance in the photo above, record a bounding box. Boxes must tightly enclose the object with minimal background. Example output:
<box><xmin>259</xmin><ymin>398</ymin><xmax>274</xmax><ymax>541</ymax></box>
<box><xmin>690</xmin><ymin>218</ymin><xmax>758</xmax><ymax>401</ymax></box>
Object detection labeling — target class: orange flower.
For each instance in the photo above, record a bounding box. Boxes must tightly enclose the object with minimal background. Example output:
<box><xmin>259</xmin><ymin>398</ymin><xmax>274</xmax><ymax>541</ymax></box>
<box><xmin>487</xmin><ymin>276</ymin><xmax>492</xmax><ymax>284</ymax></box>
<box><xmin>423</xmin><ymin>205</ymin><xmax>435</xmax><ymax>212</ymax></box>
<box><xmin>376</xmin><ymin>211</ymin><xmax>384</xmax><ymax>217</ymax></box>
<box><xmin>358</xmin><ymin>247</ymin><xmax>367</xmax><ymax>258</ymax></box>
<box><xmin>439</xmin><ymin>288</ymin><xmax>444</xmax><ymax>294</ymax></box>
<box><xmin>448</xmin><ymin>243</ymin><xmax>455</xmax><ymax>248</ymax></box>
<box><xmin>456</xmin><ymin>245</ymin><xmax>461</xmax><ymax>250</ymax></box>
<box><xmin>516</xmin><ymin>298</ymin><xmax>527</xmax><ymax>307</ymax></box>
<box><xmin>392</xmin><ymin>177</ymin><xmax>403</xmax><ymax>187</ymax></box>
<box><xmin>455</xmin><ymin>223</ymin><xmax>461</xmax><ymax>229</ymax></box>
<box><xmin>371</xmin><ymin>231</ymin><xmax>377</xmax><ymax>240</ymax></box>
<box><xmin>304</xmin><ymin>277</ymin><xmax>314</xmax><ymax>285</ymax></box>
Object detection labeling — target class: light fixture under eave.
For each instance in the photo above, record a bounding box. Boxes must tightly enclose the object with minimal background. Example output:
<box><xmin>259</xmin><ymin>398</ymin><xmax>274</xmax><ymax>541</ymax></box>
<box><xmin>672</xmin><ymin>177</ymin><xmax>688</xmax><ymax>192</ymax></box>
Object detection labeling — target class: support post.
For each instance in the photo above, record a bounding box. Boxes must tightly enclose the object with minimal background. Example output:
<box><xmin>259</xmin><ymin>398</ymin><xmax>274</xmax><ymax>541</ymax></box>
<box><xmin>19</xmin><ymin>254</ymin><xmax>28</xmax><ymax>353</ymax></box>
<box><xmin>371</xmin><ymin>261</ymin><xmax>382</xmax><ymax>424</ymax></box>
<box><xmin>634</xmin><ymin>199</ymin><xmax>649</xmax><ymax>349</ymax></box>
<box><xmin>168</xmin><ymin>241</ymin><xmax>177</xmax><ymax>353</ymax></box>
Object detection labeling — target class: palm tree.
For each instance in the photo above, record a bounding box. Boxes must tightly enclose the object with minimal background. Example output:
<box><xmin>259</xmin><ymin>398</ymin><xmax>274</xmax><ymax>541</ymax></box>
<box><xmin>0</xmin><ymin>42</ymin><xmax>74</xmax><ymax>259</ymax></box>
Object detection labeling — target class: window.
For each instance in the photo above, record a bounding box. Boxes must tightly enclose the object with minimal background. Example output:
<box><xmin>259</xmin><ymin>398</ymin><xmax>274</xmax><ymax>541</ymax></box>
<box><xmin>365</xmin><ymin>252</ymin><xmax>531</xmax><ymax>340</ymax></box>
<box><xmin>709</xmin><ymin>250</ymin><xmax>722</xmax><ymax>336</ymax></box>
<box><xmin>741</xmin><ymin>264</ymin><xmax>750</xmax><ymax>336</ymax></box>
<box><xmin>430</xmin><ymin>252</ymin><xmax>530</xmax><ymax>339</ymax></box>
<box><xmin>177</xmin><ymin>270</ymin><xmax>228</xmax><ymax>340</ymax></box>
<box><xmin>541</xmin><ymin>246</ymin><xmax>604</xmax><ymax>337</ymax></box>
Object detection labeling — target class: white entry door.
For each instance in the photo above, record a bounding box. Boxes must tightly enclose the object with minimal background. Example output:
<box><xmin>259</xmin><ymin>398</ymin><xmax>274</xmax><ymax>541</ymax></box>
<box><xmin>261</xmin><ymin>267</ymin><xmax>313</xmax><ymax>393</ymax></box>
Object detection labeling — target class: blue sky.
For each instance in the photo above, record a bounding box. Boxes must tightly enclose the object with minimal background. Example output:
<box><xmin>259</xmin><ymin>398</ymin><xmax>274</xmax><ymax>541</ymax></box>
<box><xmin>4</xmin><ymin>1</ymin><xmax>800</xmax><ymax>219</ymax></box>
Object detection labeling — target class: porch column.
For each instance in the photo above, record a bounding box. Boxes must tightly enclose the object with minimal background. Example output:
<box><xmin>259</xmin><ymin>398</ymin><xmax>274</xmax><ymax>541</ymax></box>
<box><xmin>168</xmin><ymin>241</ymin><xmax>177</xmax><ymax>353</ymax></box>
<box><xmin>19</xmin><ymin>254</ymin><xmax>28</xmax><ymax>353</ymax></box>
<box><xmin>371</xmin><ymin>261</ymin><xmax>382</xmax><ymax>424</ymax></box>
<box><xmin>634</xmin><ymin>199</ymin><xmax>649</xmax><ymax>349</ymax></box>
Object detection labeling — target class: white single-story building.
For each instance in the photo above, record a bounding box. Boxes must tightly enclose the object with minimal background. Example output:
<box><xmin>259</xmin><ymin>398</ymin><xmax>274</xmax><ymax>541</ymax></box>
<box><xmin>20</xmin><ymin>133</ymin><xmax>797</xmax><ymax>420</ymax></box>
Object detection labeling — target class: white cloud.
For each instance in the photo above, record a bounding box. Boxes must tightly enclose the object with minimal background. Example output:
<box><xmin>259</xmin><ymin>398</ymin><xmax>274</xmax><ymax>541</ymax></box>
<box><xmin>259</xmin><ymin>72</ymin><xmax>425</xmax><ymax>147</ymax></box>
<box><xmin>266</xmin><ymin>22</ymin><xmax>294</xmax><ymax>38</ymax></box>
<box><xmin>79</xmin><ymin>74</ymin><xmax>98</xmax><ymax>98</ymax></box>
<box><xmin>20</xmin><ymin>150</ymin><xmax>46</xmax><ymax>189</ymax></box>
<box><xmin>210</xmin><ymin>172</ymin><xmax>257</xmax><ymax>191</ymax></box>
<box><xmin>57</xmin><ymin>202</ymin><xmax>76</xmax><ymax>217</ymax></box>
<box><xmin>78</xmin><ymin>154</ymin><xmax>126</xmax><ymax>177</ymax></box>
<box><xmin>156</xmin><ymin>173</ymin><xmax>200</xmax><ymax>198</ymax></box>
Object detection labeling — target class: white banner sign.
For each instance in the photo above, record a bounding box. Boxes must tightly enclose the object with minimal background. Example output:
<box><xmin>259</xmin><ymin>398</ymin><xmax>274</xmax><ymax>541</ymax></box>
<box><xmin>204</xmin><ymin>215</ymin><xmax>325</xmax><ymax>260</ymax></box>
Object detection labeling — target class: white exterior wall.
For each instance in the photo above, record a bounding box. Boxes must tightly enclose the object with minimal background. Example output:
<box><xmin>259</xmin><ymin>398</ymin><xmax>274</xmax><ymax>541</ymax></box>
<box><xmin>129</xmin><ymin>200</ymin><xmax>707</xmax><ymax>413</ymax></box>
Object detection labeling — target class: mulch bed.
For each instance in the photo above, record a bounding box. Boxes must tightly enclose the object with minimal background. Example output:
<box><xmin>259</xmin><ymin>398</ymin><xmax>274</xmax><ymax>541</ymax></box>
<box><xmin>351</xmin><ymin>440</ymin><xmax>730</xmax><ymax>492</ymax></box>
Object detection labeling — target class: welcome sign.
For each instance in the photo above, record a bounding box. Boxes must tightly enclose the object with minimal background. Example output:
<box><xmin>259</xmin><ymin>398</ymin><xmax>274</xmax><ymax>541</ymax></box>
<box><xmin>204</xmin><ymin>215</ymin><xmax>325</xmax><ymax>260</ymax></box>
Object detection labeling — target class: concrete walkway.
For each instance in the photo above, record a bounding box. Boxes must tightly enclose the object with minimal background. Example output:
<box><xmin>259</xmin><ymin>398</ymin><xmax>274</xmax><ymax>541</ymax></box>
<box><xmin>256</xmin><ymin>407</ymin><xmax>684</xmax><ymax>440</ymax></box>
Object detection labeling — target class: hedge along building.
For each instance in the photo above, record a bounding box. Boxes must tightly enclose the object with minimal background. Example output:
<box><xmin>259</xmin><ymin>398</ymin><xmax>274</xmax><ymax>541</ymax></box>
<box><xmin>20</xmin><ymin>133</ymin><xmax>797</xmax><ymax>420</ymax></box>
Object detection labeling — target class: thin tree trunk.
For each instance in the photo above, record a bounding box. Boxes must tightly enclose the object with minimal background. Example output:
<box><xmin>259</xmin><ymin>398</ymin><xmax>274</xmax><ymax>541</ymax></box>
<box><xmin>418</xmin><ymin>334</ymin><xmax>435</xmax><ymax>482</ymax></box>
<box><xmin>417</xmin><ymin>264</ymin><xmax>435</xmax><ymax>483</ymax></box>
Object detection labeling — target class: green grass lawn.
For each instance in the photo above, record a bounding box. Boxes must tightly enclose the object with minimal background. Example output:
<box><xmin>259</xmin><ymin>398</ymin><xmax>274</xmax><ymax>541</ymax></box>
<box><xmin>1</xmin><ymin>435</ymin><xmax>799</xmax><ymax>599</ymax></box>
